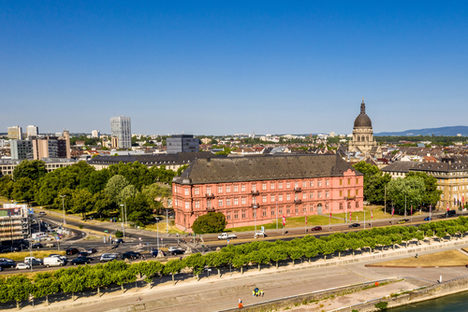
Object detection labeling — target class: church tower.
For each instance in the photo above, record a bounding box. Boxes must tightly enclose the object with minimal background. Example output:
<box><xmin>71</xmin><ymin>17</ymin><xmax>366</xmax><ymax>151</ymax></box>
<box><xmin>349</xmin><ymin>99</ymin><xmax>378</xmax><ymax>156</ymax></box>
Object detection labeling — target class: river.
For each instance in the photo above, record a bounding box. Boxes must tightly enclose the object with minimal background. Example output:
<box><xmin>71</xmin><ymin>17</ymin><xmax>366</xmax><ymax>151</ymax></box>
<box><xmin>391</xmin><ymin>291</ymin><xmax>468</xmax><ymax>311</ymax></box>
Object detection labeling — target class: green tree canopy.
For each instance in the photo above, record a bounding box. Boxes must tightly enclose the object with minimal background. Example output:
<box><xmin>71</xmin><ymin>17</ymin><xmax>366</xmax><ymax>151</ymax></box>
<box><xmin>192</xmin><ymin>212</ymin><xmax>227</xmax><ymax>234</ymax></box>
<box><xmin>12</xmin><ymin>160</ymin><xmax>47</xmax><ymax>181</ymax></box>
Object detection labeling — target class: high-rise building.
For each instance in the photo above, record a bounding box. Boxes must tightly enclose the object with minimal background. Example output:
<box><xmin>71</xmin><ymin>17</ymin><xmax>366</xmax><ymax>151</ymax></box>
<box><xmin>7</xmin><ymin>126</ymin><xmax>22</xmax><ymax>140</ymax></box>
<box><xmin>31</xmin><ymin>131</ymin><xmax>70</xmax><ymax>160</ymax></box>
<box><xmin>91</xmin><ymin>130</ymin><xmax>100</xmax><ymax>138</ymax></box>
<box><xmin>110</xmin><ymin>116</ymin><xmax>131</xmax><ymax>149</ymax></box>
<box><xmin>166</xmin><ymin>135</ymin><xmax>200</xmax><ymax>154</ymax></box>
<box><xmin>26</xmin><ymin>125</ymin><xmax>39</xmax><ymax>138</ymax></box>
<box><xmin>62</xmin><ymin>130</ymin><xmax>71</xmax><ymax>159</ymax></box>
<box><xmin>10</xmin><ymin>140</ymin><xmax>33</xmax><ymax>160</ymax></box>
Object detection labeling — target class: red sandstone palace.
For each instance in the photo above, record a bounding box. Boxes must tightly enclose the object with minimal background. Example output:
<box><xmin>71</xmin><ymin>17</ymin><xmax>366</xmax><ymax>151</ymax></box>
<box><xmin>172</xmin><ymin>154</ymin><xmax>364</xmax><ymax>231</ymax></box>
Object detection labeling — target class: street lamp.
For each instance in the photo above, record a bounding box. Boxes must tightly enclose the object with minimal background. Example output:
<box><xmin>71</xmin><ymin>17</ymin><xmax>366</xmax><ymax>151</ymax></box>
<box><xmin>59</xmin><ymin>195</ymin><xmax>67</xmax><ymax>226</ymax></box>
<box><xmin>119</xmin><ymin>204</ymin><xmax>126</xmax><ymax>238</ymax></box>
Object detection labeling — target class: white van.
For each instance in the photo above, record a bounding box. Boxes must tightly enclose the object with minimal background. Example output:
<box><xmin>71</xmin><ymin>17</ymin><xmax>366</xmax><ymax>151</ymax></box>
<box><xmin>43</xmin><ymin>256</ymin><xmax>64</xmax><ymax>267</ymax></box>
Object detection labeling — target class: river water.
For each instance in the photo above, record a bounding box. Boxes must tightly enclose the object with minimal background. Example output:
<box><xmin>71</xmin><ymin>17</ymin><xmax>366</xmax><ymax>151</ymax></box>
<box><xmin>391</xmin><ymin>291</ymin><xmax>468</xmax><ymax>311</ymax></box>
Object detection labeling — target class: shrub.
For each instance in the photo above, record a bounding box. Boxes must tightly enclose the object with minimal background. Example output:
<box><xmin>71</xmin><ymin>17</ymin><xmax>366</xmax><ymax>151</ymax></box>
<box><xmin>192</xmin><ymin>212</ymin><xmax>226</xmax><ymax>234</ymax></box>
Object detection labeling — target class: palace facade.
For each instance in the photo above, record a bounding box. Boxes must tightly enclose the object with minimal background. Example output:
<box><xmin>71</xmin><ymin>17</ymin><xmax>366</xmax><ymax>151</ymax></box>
<box><xmin>172</xmin><ymin>154</ymin><xmax>364</xmax><ymax>231</ymax></box>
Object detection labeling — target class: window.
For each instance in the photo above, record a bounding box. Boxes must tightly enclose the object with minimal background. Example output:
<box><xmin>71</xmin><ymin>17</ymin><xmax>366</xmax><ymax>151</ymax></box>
<box><xmin>242</xmin><ymin>197</ymin><xmax>246</xmax><ymax>205</ymax></box>
<box><xmin>295</xmin><ymin>182</ymin><xmax>299</xmax><ymax>188</ymax></box>
<box><xmin>348</xmin><ymin>178</ymin><xmax>351</xmax><ymax>185</ymax></box>
<box><xmin>234</xmin><ymin>211</ymin><xmax>239</xmax><ymax>219</ymax></box>
<box><xmin>309</xmin><ymin>205</ymin><xmax>314</xmax><ymax>212</ymax></box>
<box><xmin>241</xmin><ymin>210</ymin><xmax>246</xmax><ymax>218</ymax></box>
<box><xmin>185</xmin><ymin>202</ymin><xmax>189</xmax><ymax>209</ymax></box>
<box><xmin>279</xmin><ymin>195</ymin><xmax>283</xmax><ymax>201</ymax></box>
<box><xmin>251</xmin><ymin>184</ymin><xmax>257</xmax><ymax>191</ymax></box>
<box><xmin>356</xmin><ymin>201</ymin><xmax>359</xmax><ymax>208</ymax></box>
<box><xmin>339</xmin><ymin>203</ymin><xmax>343</xmax><ymax>210</ymax></box>
<box><xmin>347</xmin><ymin>190</ymin><xmax>351</xmax><ymax>197</ymax></box>
<box><xmin>226</xmin><ymin>214</ymin><xmax>231</xmax><ymax>220</ymax></box>
<box><xmin>271</xmin><ymin>210</ymin><xmax>275</xmax><ymax>216</ymax></box>
<box><xmin>326</xmin><ymin>191</ymin><xmax>329</xmax><ymax>198</ymax></box>
<box><xmin>318</xmin><ymin>191</ymin><xmax>322</xmax><ymax>198</ymax></box>
<box><xmin>184</xmin><ymin>189</ymin><xmax>189</xmax><ymax>196</ymax></box>
<box><xmin>339</xmin><ymin>190</ymin><xmax>343</xmax><ymax>197</ymax></box>
<box><xmin>218</xmin><ymin>199</ymin><xmax>223</xmax><ymax>207</ymax></box>
<box><xmin>303</xmin><ymin>181</ymin><xmax>307</xmax><ymax>188</ymax></box>
<box><xmin>279</xmin><ymin>182</ymin><xmax>283</xmax><ymax>189</ymax></box>
<box><xmin>270</xmin><ymin>183</ymin><xmax>275</xmax><ymax>190</ymax></box>
<box><xmin>234</xmin><ymin>185</ymin><xmax>238</xmax><ymax>192</ymax></box>
<box><xmin>302</xmin><ymin>207</ymin><xmax>306</xmax><ymax>213</ymax></box>
<box><xmin>355</xmin><ymin>178</ymin><xmax>359</xmax><ymax>184</ymax></box>
<box><xmin>340</xmin><ymin>179</ymin><xmax>343</xmax><ymax>185</ymax></box>
<box><xmin>218</xmin><ymin>186</ymin><xmax>223</xmax><ymax>193</ymax></box>
<box><xmin>226</xmin><ymin>186</ymin><xmax>231</xmax><ymax>193</ymax></box>
<box><xmin>207</xmin><ymin>200</ymin><xmax>211</xmax><ymax>209</ymax></box>
<box><xmin>241</xmin><ymin>184</ymin><xmax>246</xmax><ymax>192</ymax></box>
<box><xmin>286</xmin><ymin>194</ymin><xmax>291</xmax><ymax>200</ymax></box>
<box><xmin>348</xmin><ymin>202</ymin><xmax>352</xmax><ymax>209</ymax></box>
<box><xmin>286</xmin><ymin>208</ymin><xmax>290</xmax><ymax>214</ymax></box>
<box><xmin>286</xmin><ymin>182</ymin><xmax>291</xmax><ymax>189</ymax></box>
<box><xmin>206</xmin><ymin>187</ymin><xmax>211</xmax><ymax>194</ymax></box>
<box><xmin>263</xmin><ymin>209</ymin><xmax>267</xmax><ymax>217</ymax></box>
<box><xmin>195</xmin><ymin>201</ymin><xmax>200</xmax><ymax>209</ymax></box>
<box><xmin>194</xmin><ymin>188</ymin><xmax>199</xmax><ymax>195</ymax></box>
<box><xmin>303</xmin><ymin>193</ymin><xmax>307</xmax><ymax>200</ymax></box>
<box><xmin>310</xmin><ymin>181</ymin><xmax>314</xmax><ymax>187</ymax></box>
<box><xmin>262</xmin><ymin>196</ymin><xmax>267</xmax><ymax>203</ymax></box>
<box><xmin>226</xmin><ymin>198</ymin><xmax>231</xmax><ymax>206</ymax></box>
<box><xmin>318</xmin><ymin>180</ymin><xmax>322</xmax><ymax>187</ymax></box>
<box><xmin>174</xmin><ymin>185</ymin><xmax>178</xmax><ymax>193</ymax></box>
<box><xmin>310</xmin><ymin>192</ymin><xmax>314</xmax><ymax>199</ymax></box>
<box><xmin>262</xmin><ymin>183</ymin><xmax>267</xmax><ymax>190</ymax></box>
<box><xmin>234</xmin><ymin>198</ymin><xmax>239</xmax><ymax>205</ymax></box>
<box><xmin>326</xmin><ymin>180</ymin><xmax>329</xmax><ymax>186</ymax></box>
<box><xmin>295</xmin><ymin>208</ymin><xmax>299</xmax><ymax>214</ymax></box>
<box><xmin>271</xmin><ymin>195</ymin><xmax>276</xmax><ymax>202</ymax></box>
<box><xmin>279</xmin><ymin>208</ymin><xmax>283</xmax><ymax>214</ymax></box>
<box><xmin>356</xmin><ymin>189</ymin><xmax>359</xmax><ymax>196</ymax></box>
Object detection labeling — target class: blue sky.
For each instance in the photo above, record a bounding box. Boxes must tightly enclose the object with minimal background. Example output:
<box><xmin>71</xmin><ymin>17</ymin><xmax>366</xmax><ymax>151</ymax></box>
<box><xmin>1</xmin><ymin>1</ymin><xmax>467</xmax><ymax>135</ymax></box>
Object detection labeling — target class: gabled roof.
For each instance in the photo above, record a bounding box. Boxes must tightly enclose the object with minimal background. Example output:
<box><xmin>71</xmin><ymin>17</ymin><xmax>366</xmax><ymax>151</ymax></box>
<box><xmin>174</xmin><ymin>154</ymin><xmax>360</xmax><ymax>185</ymax></box>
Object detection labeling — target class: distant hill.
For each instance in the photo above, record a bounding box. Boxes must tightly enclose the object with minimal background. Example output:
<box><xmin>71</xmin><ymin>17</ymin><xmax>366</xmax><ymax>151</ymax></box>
<box><xmin>375</xmin><ymin>126</ymin><xmax>468</xmax><ymax>137</ymax></box>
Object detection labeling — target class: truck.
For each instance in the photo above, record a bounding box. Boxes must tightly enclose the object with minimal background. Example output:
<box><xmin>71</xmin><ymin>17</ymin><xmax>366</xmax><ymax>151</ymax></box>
<box><xmin>217</xmin><ymin>233</ymin><xmax>237</xmax><ymax>240</ymax></box>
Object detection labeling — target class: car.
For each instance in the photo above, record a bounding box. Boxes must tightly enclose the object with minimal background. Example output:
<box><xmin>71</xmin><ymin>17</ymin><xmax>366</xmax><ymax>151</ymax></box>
<box><xmin>38</xmin><ymin>211</ymin><xmax>46</xmax><ymax>216</ymax></box>
<box><xmin>113</xmin><ymin>238</ymin><xmax>125</xmax><ymax>244</ymax></box>
<box><xmin>86</xmin><ymin>248</ymin><xmax>97</xmax><ymax>254</ymax></box>
<box><xmin>122</xmin><ymin>251</ymin><xmax>142</xmax><ymax>260</ymax></box>
<box><xmin>66</xmin><ymin>248</ymin><xmax>80</xmax><ymax>255</ymax></box>
<box><xmin>100</xmin><ymin>253</ymin><xmax>119</xmax><ymax>262</ymax></box>
<box><xmin>254</xmin><ymin>232</ymin><xmax>267</xmax><ymax>238</ymax></box>
<box><xmin>32</xmin><ymin>242</ymin><xmax>43</xmax><ymax>249</ymax></box>
<box><xmin>424</xmin><ymin>216</ymin><xmax>432</xmax><ymax>221</ymax></box>
<box><xmin>24</xmin><ymin>257</ymin><xmax>43</xmax><ymax>266</ymax></box>
<box><xmin>0</xmin><ymin>258</ymin><xmax>16</xmax><ymax>268</ymax></box>
<box><xmin>217</xmin><ymin>233</ymin><xmax>237</xmax><ymax>240</ymax></box>
<box><xmin>48</xmin><ymin>254</ymin><xmax>68</xmax><ymax>265</ymax></box>
<box><xmin>15</xmin><ymin>263</ymin><xmax>30</xmax><ymax>270</ymax></box>
<box><xmin>151</xmin><ymin>249</ymin><xmax>159</xmax><ymax>257</ymax></box>
<box><xmin>311</xmin><ymin>226</ymin><xmax>323</xmax><ymax>231</ymax></box>
<box><xmin>445</xmin><ymin>210</ymin><xmax>457</xmax><ymax>218</ymax></box>
<box><xmin>167</xmin><ymin>247</ymin><xmax>185</xmax><ymax>255</ymax></box>
<box><xmin>71</xmin><ymin>256</ymin><xmax>92</xmax><ymax>265</ymax></box>
<box><xmin>349</xmin><ymin>223</ymin><xmax>361</xmax><ymax>228</ymax></box>
<box><xmin>78</xmin><ymin>251</ymin><xmax>90</xmax><ymax>257</ymax></box>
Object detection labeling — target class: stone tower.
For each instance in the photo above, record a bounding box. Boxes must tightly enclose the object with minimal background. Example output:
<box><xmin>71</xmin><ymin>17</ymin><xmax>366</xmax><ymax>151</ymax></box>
<box><xmin>349</xmin><ymin>99</ymin><xmax>378</xmax><ymax>156</ymax></box>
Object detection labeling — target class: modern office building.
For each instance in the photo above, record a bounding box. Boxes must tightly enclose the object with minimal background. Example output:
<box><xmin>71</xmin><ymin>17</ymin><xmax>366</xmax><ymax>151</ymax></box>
<box><xmin>10</xmin><ymin>140</ymin><xmax>33</xmax><ymax>160</ymax></box>
<box><xmin>26</xmin><ymin>125</ymin><xmax>39</xmax><ymax>138</ymax></box>
<box><xmin>31</xmin><ymin>131</ymin><xmax>71</xmax><ymax>160</ymax></box>
<box><xmin>110</xmin><ymin>116</ymin><xmax>131</xmax><ymax>149</ymax></box>
<box><xmin>0</xmin><ymin>158</ymin><xmax>77</xmax><ymax>176</ymax></box>
<box><xmin>172</xmin><ymin>154</ymin><xmax>364</xmax><ymax>231</ymax></box>
<box><xmin>7</xmin><ymin>126</ymin><xmax>22</xmax><ymax>140</ymax></box>
<box><xmin>0</xmin><ymin>204</ymin><xmax>31</xmax><ymax>243</ymax></box>
<box><xmin>91</xmin><ymin>130</ymin><xmax>100</xmax><ymax>138</ymax></box>
<box><xmin>166</xmin><ymin>135</ymin><xmax>200</xmax><ymax>154</ymax></box>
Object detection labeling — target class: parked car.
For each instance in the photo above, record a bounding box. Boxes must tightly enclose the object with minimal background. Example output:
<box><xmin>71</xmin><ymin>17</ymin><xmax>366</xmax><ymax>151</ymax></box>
<box><xmin>100</xmin><ymin>253</ymin><xmax>119</xmax><ymax>262</ymax></box>
<box><xmin>167</xmin><ymin>247</ymin><xmax>185</xmax><ymax>255</ymax></box>
<box><xmin>24</xmin><ymin>257</ymin><xmax>43</xmax><ymax>266</ymax></box>
<box><xmin>66</xmin><ymin>248</ymin><xmax>80</xmax><ymax>255</ymax></box>
<box><xmin>71</xmin><ymin>256</ymin><xmax>92</xmax><ymax>265</ymax></box>
<box><xmin>86</xmin><ymin>248</ymin><xmax>98</xmax><ymax>254</ymax></box>
<box><xmin>0</xmin><ymin>258</ymin><xmax>16</xmax><ymax>268</ymax></box>
<box><xmin>254</xmin><ymin>232</ymin><xmax>267</xmax><ymax>238</ymax></box>
<box><xmin>16</xmin><ymin>262</ymin><xmax>30</xmax><ymax>270</ymax></box>
<box><xmin>43</xmin><ymin>256</ymin><xmax>65</xmax><ymax>267</ymax></box>
<box><xmin>217</xmin><ymin>233</ymin><xmax>237</xmax><ymax>240</ymax></box>
<box><xmin>311</xmin><ymin>226</ymin><xmax>323</xmax><ymax>231</ymax></box>
<box><xmin>32</xmin><ymin>242</ymin><xmax>43</xmax><ymax>249</ymax></box>
<box><xmin>122</xmin><ymin>251</ymin><xmax>142</xmax><ymax>260</ymax></box>
<box><xmin>113</xmin><ymin>238</ymin><xmax>125</xmax><ymax>244</ymax></box>
<box><xmin>349</xmin><ymin>223</ymin><xmax>361</xmax><ymax>228</ymax></box>
<box><xmin>424</xmin><ymin>216</ymin><xmax>432</xmax><ymax>221</ymax></box>
<box><xmin>445</xmin><ymin>210</ymin><xmax>457</xmax><ymax>218</ymax></box>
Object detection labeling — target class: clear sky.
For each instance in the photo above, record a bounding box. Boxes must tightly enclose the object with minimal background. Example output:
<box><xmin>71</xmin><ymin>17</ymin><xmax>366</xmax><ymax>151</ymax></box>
<box><xmin>1</xmin><ymin>1</ymin><xmax>467</xmax><ymax>135</ymax></box>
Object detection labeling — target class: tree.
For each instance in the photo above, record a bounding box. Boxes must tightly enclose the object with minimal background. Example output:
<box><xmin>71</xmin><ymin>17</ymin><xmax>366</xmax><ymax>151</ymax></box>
<box><xmin>184</xmin><ymin>253</ymin><xmax>206</xmax><ymax>280</ymax></box>
<box><xmin>32</xmin><ymin>272</ymin><xmax>60</xmax><ymax>305</ymax></box>
<box><xmin>192</xmin><ymin>212</ymin><xmax>227</xmax><ymax>234</ymax></box>
<box><xmin>69</xmin><ymin>188</ymin><xmax>93</xmax><ymax>218</ymax></box>
<box><xmin>11</xmin><ymin>177</ymin><xmax>36</xmax><ymax>202</ymax></box>
<box><xmin>117</xmin><ymin>184</ymin><xmax>137</xmax><ymax>203</ymax></box>
<box><xmin>387</xmin><ymin>176</ymin><xmax>425</xmax><ymax>214</ymax></box>
<box><xmin>353</xmin><ymin>161</ymin><xmax>391</xmax><ymax>204</ymax></box>
<box><xmin>163</xmin><ymin>259</ymin><xmax>185</xmax><ymax>282</ymax></box>
<box><xmin>0</xmin><ymin>175</ymin><xmax>14</xmax><ymax>199</ymax></box>
<box><xmin>12</xmin><ymin>160</ymin><xmax>47</xmax><ymax>181</ymax></box>
<box><xmin>125</xmin><ymin>192</ymin><xmax>154</xmax><ymax>226</ymax></box>
<box><xmin>7</xmin><ymin>275</ymin><xmax>33</xmax><ymax>309</ymax></box>
<box><xmin>104</xmin><ymin>175</ymin><xmax>129</xmax><ymax>200</ymax></box>
<box><xmin>406</xmin><ymin>172</ymin><xmax>442</xmax><ymax>209</ymax></box>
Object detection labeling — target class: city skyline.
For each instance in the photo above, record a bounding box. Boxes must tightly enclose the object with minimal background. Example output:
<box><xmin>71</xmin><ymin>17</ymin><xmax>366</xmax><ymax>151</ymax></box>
<box><xmin>1</xmin><ymin>1</ymin><xmax>468</xmax><ymax>135</ymax></box>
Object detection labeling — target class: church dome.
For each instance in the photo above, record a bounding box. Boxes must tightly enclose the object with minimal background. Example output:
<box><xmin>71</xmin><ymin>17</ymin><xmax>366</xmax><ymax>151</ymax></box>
<box><xmin>353</xmin><ymin>100</ymin><xmax>372</xmax><ymax>128</ymax></box>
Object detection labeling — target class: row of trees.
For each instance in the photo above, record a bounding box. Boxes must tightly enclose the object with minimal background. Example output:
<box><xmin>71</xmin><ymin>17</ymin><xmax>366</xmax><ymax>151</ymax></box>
<box><xmin>2</xmin><ymin>217</ymin><xmax>468</xmax><ymax>308</ymax></box>
<box><xmin>353</xmin><ymin>161</ymin><xmax>442</xmax><ymax>214</ymax></box>
<box><xmin>0</xmin><ymin>160</ymin><xmax>179</xmax><ymax>225</ymax></box>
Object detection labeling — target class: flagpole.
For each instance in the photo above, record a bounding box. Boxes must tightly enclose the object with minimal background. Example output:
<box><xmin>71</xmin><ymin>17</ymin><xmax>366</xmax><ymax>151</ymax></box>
<box><xmin>364</xmin><ymin>209</ymin><xmax>366</xmax><ymax>229</ymax></box>
<box><xmin>276</xmin><ymin>201</ymin><xmax>278</xmax><ymax>231</ymax></box>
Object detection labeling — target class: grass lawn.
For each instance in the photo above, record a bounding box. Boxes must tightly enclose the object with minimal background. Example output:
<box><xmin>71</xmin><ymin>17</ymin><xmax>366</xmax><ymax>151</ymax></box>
<box><xmin>228</xmin><ymin>205</ymin><xmax>390</xmax><ymax>232</ymax></box>
<box><xmin>1</xmin><ymin>250</ymin><xmax>66</xmax><ymax>262</ymax></box>
<box><xmin>372</xmin><ymin>250</ymin><xmax>468</xmax><ymax>267</ymax></box>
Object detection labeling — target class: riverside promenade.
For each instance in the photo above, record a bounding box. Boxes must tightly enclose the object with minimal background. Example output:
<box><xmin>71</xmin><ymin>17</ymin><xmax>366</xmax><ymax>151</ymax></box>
<box><xmin>12</xmin><ymin>237</ymin><xmax>468</xmax><ymax>312</ymax></box>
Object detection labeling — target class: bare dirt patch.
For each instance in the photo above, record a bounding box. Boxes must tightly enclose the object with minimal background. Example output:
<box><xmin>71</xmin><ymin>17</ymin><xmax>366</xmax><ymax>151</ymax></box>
<box><xmin>367</xmin><ymin>250</ymin><xmax>468</xmax><ymax>268</ymax></box>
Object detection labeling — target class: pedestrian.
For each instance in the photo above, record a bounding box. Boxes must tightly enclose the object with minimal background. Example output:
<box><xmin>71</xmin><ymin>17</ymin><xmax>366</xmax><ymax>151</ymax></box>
<box><xmin>238</xmin><ymin>298</ymin><xmax>243</xmax><ymax>309</ymax></box>
<box><xmin>260</xmin><ymin>289</ymin><xmax>264</xmax><ymax>297</ymax></box>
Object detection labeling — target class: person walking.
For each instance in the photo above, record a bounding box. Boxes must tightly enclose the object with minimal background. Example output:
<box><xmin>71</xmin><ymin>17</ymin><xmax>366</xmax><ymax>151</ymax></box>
<box><xmin>238</xmin><ymin>298</ymin><xmax>243</xmax><ymax>309</ymax></box>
